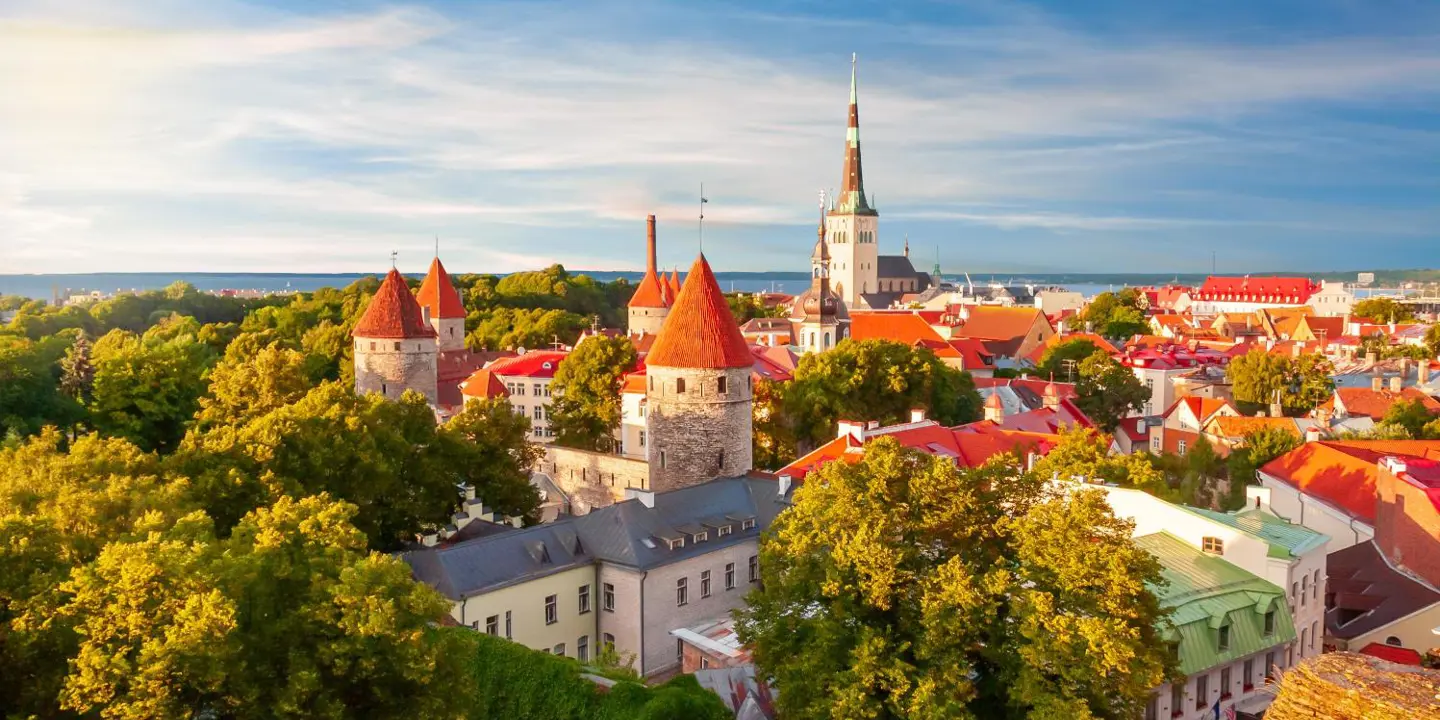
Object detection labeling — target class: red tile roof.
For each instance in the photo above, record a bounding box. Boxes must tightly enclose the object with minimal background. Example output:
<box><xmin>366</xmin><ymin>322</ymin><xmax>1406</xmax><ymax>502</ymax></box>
<box><xmin>629</xmin><ymin>267</ymin><xmax>669</xmax><ymax>309</ymax></box>
<box><xmin>850</xmin><ymin>312</ymin><xmax>947</xmax><ymax>343</ymax></box>
<box><xmin>1261</xmin><ymin>440</ymin><xmax>1440</xmax><ymax>523</ymax></box>
<box><xmin>778</xmin><ymin>419</ymin><xmax>1056</xmax><ymax>480</ymax></box>
<box><xmin>956</xmin><ymin>306</ymin><xmax>1047</xmax><ymax>342</ymax></box>
<box><xmin>948</xmin><ymin>338</ymin><xmax>996</xmax><ymax>369</ymax></box>
<box><xmin>1116</xmin><ymin>416</ymin><xmax>1150</xmax><ymax>443</ymax></box>
<box><xmin>1023</xmin><ymin>332</ymin><xmax>1117</xmax><ymax>365</ymax></box>
<box><xmin>646</xmin><ymin>254</ymin><xmax>753</xmax><ymax>369</ymax></box>
<box><xmin>1194</xmin><ymin>276</ymin><xmax>1319</xmax><ymax>304</ymax></box>
<box><xmin>668</xmin><ymin>269</ymin><xmax>683</xmax><ymax>299</ymax></box>
<box><xmin>353</xmin><ymin>269</ymin><xmax>437</xmax><ymax>340</ymax></box>
<box><xmin>460</xmin><ymin>369</ymin><xmax>509</xmax><ymax>399</ymax></box>
<box><xmin>1336</xmin><ymin>386</ymin><xmax>1440</xmax><ymax>420</ymax></box>
<box><xmin>621</xmin><ymin>371</ymin><xmax>648</xmax><ymax>395</ymax></box>
<box><xmin>485</xmin><ymin>350</ymin><xmax>569</xmax><ymax>379</ymax></box>
<box><xmin>416</xmin><ymin>257</ymin><xmax>466</xmax><ymax>320</ymax></box>
<box><xmin>1357</xmin><ymin>643</ymin><xmax>1424</xmax><ymax>666</ymax></box>
<box><xmin>972</xmin><ymin>376</ymin><xmax>1079</xmax><ymax>403</ymax></box>
<box><xmin>982</xmin><ymin>398</ymin><xmax>1094</xmax><ymax>434</ymax></box>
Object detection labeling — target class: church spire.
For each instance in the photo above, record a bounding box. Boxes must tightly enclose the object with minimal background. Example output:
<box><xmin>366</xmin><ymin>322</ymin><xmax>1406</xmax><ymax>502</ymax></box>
<box><xmin>835</xmin><ymin>53</ymin><xmax>874</xmax><ymax>216</ymax></box>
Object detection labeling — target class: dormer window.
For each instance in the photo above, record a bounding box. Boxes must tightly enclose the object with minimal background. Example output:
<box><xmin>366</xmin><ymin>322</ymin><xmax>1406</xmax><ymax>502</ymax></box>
<box><xmin>718</xmin><ymin>525</ymin><xmax>732</xmax><ymax>537</ymax></box>
<box><xmin>1219</xmin><ymin>620</ymin><xmax>1232</xmax><ymax>651</ymax></box>
<box><xmin>1264</xmin><ymin>610</ymin><xmax>1276</xmax><ymax>636</ymax></box>
<box><xmin>1202</xmin><ymin>536</ymin><xmax>1224</xmax><ymax>555</ymax></box>
<box><xmin>741</xmin><ymin>518</ymin><xmax>756</xmax><ymax>531</ymax></box>
<box><xmin>693</xmin><ymin>531</ymin><xmax>708</xmax><ymax>543</ymax></box>
<box><xmin>666</xmin><ymin>537</ymin><xmax>685</xmax><ymax>550</ymax></box>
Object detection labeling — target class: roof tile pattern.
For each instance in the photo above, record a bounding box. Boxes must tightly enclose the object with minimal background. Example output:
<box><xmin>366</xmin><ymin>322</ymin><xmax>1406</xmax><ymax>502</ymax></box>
<box><xmin>460</xmin><ymin>369</ymin><xmax>508</xmax><ymax>399</ymax></box>
<box><xmin>485</xmin><ymin>350</ymin><xmax>569</xmax><ymax>379</ymax></box>
<box><xmin>1194</xmin><ymin>276</ymin><xmax>1319</xmax><ymax>303</ymax></box>
<box><xmin>1261</xmin><ymin>440</ymin><xmax>1440</xmax><ymax>523</ymax></box>
<box><xmin>416</xmin><ymin>257</ymin><xmax>466</xmax><ymax>319</ymax></box>
<box><xmin>646</xmin><ymin>254</ymin><xmax>753</xmax><ymax>369</ymax></box>
<box><xmin>353</xmin><ymin>269</ymin><xmax>437</xmax><ymax>339</ymax></box>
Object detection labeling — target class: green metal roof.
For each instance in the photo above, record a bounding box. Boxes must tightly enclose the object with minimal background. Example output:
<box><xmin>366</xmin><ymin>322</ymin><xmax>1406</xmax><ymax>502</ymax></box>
<box><xmin>1136</xmin><ymin>532</ymin><xmax>1298</xmax><ymax>676</ymax></box>
<box><xmin>1184</xmin><ymin>506</ymin><xmax>1330</xmax><ymax>559</ymax></box>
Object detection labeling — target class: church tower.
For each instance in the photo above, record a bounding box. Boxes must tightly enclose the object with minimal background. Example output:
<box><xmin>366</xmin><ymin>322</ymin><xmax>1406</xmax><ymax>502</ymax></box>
<box><xmin>417</xmin><ymin>255</ymin><xmax>466</xmax><ymax>353</ymax></box>
<box><xmin>627</xmin><ymin>215</ymin><xmax>670</xmax><ymax>335</ymax></box>
<box><xmin>827</xmin><ymin>54</ymin><xmax>879</xmax><ymax>307</ymax></box>
<box><xmin>353</xmin><ymin>268</ymin><xmax>439</xmax><ymax>405</ymax></box>
<box><xmin>645</xmin><ymin>253</ymin><xmax>754</xmax><ymax>491</ymax></box>
<box><xmin>790</xmin><ymin>195</ymin><xmax>848</xmax><ymax>354</ymax></box>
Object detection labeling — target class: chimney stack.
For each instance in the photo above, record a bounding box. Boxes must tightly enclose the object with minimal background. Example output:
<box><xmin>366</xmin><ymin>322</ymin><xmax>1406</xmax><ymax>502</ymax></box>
<box><xmin>645</xmin><ymin>214</ymin><xmax>658</xmax><ymax>274</ymax></box>
<box><xmin>1390</xmin><ymin>375</ymin><xmax>1403</xmax><ymax>393</ymax></box>
<box><xmin>1372</xmin><ymin>373</ymin><xmax>1384</xmax><ymax>392</ymax></box>
<box><xmin>1305</xmin><ymin>427</ymin><xmax>1323</xmax><ymax>443</ymax></box>
<box><xmin>1419</xmin><ymin>360</ymin><xmax>1431</xmax><ymax>388</ymax></box>
<box><xmin>910</xmin><ymin>407</ymin><xmax>927</xmax><ymax>423</ymax></box>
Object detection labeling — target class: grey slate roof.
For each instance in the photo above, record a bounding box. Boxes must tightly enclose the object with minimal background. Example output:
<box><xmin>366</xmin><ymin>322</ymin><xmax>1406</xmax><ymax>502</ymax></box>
<box><xmin>876</xmin><ymin>255</ymin><xmax>919</xmax><ymax>281</ymax></box>
<box><xmin>404</xmin><ymin>476</ymin><xmax>794</xmax><ymax>601</ymax></box>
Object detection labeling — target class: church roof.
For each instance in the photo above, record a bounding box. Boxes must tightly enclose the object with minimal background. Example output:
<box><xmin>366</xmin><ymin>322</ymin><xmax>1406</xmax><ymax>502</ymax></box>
<box><xmin>417</xmin><ymin>257</ymin><xmax>466</xmax><ymax>319</ymax></box>
<box><xmin>647</xmin><ymin>254</ymin><xmax>753</xmax><ymax>369</ymax></box>
<box><xmin>353</xmin><ymin>269</ymin><xmax>437</xmax><ymax>340</ymax></box>
<box><xmin>830</xmin><ymin>55</ymin><xmax>876</xmax><ymax>217</ymax></box>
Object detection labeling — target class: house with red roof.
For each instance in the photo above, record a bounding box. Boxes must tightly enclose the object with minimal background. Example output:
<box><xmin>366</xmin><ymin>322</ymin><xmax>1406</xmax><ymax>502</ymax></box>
<box><xmin>414</xmin><ymin>255</ymin><xmax>498</xmax><ymax>412</ymax></box>
<box><xmin>777</xmin><ymin>413</ymin><xmax>1057</xmax><ymax>482</ymax></box>
<box><xmin>479</xmin><ymin>350</ymin><xmax>570</xmax><ymax>442</ymax></box>
<box><xmin>952</xmin><ymin>305</ymin><xmax>1054</xmax><ymax>362</ymax></box>
<box><xmin>1189</xmin><ymin>276</ymin><xmax>1321</xmax><ymax>316</ymax></box>
<box><xmin>849</xmin><ymin>312</ymin><xmax>974</xmax><ymax>369</ymax></box>
<box><xmin>1152</xmin><ymin>396</ymin><xmax>1239</xmax><ymax>456</ymax></box>
<box><xmin>973</xmin><ymin>376</ymin><xmax>1078</xmax><ymax>416</ymax></box>
<box><xmin>1329</xmin><ymin>384</ymin><xmax>1440</xmax><ymax>421</ymax></box>
<box><xmin>1117</xmin><ymin>346</ymin><xmax>1231</xmax><ymax>420</ymax></box>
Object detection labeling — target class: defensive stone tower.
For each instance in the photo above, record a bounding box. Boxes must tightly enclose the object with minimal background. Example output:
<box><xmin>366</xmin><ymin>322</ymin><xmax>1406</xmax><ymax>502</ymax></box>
<box><xmin>627</xmin><ymin>215</ymin><xmax>670</xmax><ymax>336</ymax></box>
<box><xmin>417</xmin><ymin>255</ymin><xmax>466</xmax><ymax>353</ymax></box>
<box><xmin>353</xmin><ymin>268</ymin><xmax>438</xmax><ymax>405</ymax></box>
<box><xmin>645</xmin><ymin>253</ymin><xmax>754</xmax><ymax>491</ymax></box>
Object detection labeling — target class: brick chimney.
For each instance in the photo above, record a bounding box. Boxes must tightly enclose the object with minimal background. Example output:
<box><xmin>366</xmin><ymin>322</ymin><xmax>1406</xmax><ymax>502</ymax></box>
<box><xmin>645</xmin><ymin>214</ymin><xmax>658</xmax><ymax>274</ymax></box>
<box><xmin>1372</xmin><ymin>369</ymin><xmax>1384</xmax><ymax>392</ymax></box>
<box><xmin>1390</xmin><ymin>375</ymin><xmax>1403</xmax><ymax>393</ymax></box>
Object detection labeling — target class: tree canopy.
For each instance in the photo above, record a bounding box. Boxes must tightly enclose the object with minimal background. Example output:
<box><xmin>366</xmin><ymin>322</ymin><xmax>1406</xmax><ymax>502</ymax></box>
<box><xmin>1033</xmin><ymin>338</ymin><xmax>1102</xmax><ymax>383</ymax></box>
<box><xmin>1227</xmin><ymin>347</ymin><xmax>1334</xmax><ymax>414</ymax></box>
<box><xmin>1073</xmin><ymin>350</ymin><xmax>1149</xmax><ymax>431</ymax></box>
<box><xmin>1351</xmin><ymin>297</ymin><xmax>1415</xmax><ymax>324</ymax></box>
<box><xmin>736</xmin><ymin>439</ymin><xmax>1174</xmax><ymax>719</ymax></box>
<box><xmin>549</xmin><ymin>335</ymin><xmax>638</xmax><ymax>452</ymax></box>
<box><xmin>1079</xmin><ymin>290</ymin><xmax>1148</xmax><ymax>340</ymax></box>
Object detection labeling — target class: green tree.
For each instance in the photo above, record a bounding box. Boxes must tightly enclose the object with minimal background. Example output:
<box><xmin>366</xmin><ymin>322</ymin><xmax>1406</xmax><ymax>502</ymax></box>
<box><xmin>1380</xmin><ymin>399</ymin><xmax>1439</xmax><ymax>439</ymax></box>
<box><xmin>727</xmin><ymin>293</ymin><xmax>785</xmax><ymax>323</ymax></box>
<box><xmin>549</xmin><ymin>335</ymin><xmax>637</xmax><ymax>452</ymax></box>
<box><xmin>90</xmin><ymin>328</ymin><xmax>213</xmax><ymax>452</ymax></box>
<box><xmin>0</xmin><ymin>333</ymin><xmax>81</xmax><ymax>439</ymax></box>
<box><xmin>467</xmin><ymin>307</ymin><xmax>590</xmax><ymax>351</ymax></box>
<box><xmin>1079</xmin><ymin>290</ymin><xmax>1147</xmax><ymax>339</ymax></box>
<box><xmin>752</xmin><ymin>378</ymin><xmax>795</xmax><ymax>470</ymax></box>
<box><xmin>1074</xmin><ymin>350</ymin><xmax>1149</xmax><ymax>432</ymax></box>
<box><xmin>1034</xmin><ymin>338</ymin><xmax>1101</xmax><ymax>382</ymax></box>
<box><xmin>438</xmin><ymin>398</ymin><xmax>543</xmax><ymax>520</ymax></box>
<box><xmin>736</xmin><ymin>439</ymin><xmax>1173</xmax><ymax>719</ymax></box>
<box><xmin>783</xmin><ymin>339</ymin><xmax>981</xmax><ymax>452</ymax></box>
<box><xmin>1352</xmin><ymin>297</ymin><xmax>1415</xmax><ymax>323</ymax></box>
<box><xmin>1179</xmin><ymin>436</ymin><xmax>1224</xmax><ymax>509</ymax></box>
<box><xmin>1227</xmin><ymin>348</ymin><xmax>1333</xmax><ymax>414</ymax></box>
<box><xmin>1032</xmin><ymin>425</ymin><xmax>1173</xmax><ymax>499</ymax></box>
<box><xmin>58</xmin><ymin>495</ymin><xmax>469</xmax><ymax>720</ymax></box>
<box><xmin>1224</xmin><ymin>427</ymin><xmax>1301</xmax><ymax>510</ymax></box>
<box><xmin>194</xmin><ymin>342</ymin><xmax>315</xmax><ymax>429</ymax></box>
<box><xmin>1425</xmin><ymin>324</ymin><xmax>1440</xmax><ymax>359</ymax></box>
<box><xmin>59</xmin><ymin>329</ymin><xmax>96</xmax><ymax>403</ymax></box>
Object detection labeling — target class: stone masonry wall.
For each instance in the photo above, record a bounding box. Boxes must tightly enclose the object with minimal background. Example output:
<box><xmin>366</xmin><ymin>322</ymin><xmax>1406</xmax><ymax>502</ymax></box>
<box><xmin>354</xmin><ymin>337</ymin><xmax>438</xmax><ymax>405</ymax></box>
<box><xmin>646</xmin><ymin>365</ymin><xmax>753</xmax><ymax>492</ymax></box>
<box><xmin>432</xmin><ymin>317</ymin><xmax>466</xmax><ymax>353</ymax></box>
<box><xmin>628</xmin><ymin>306</ymin><xmax>669</xmax><ymax>336</ymax></box>
<box><xmin>538</xmin><ymin>446</ymin><xmax>650</xmax><ymax>514</ymax></box>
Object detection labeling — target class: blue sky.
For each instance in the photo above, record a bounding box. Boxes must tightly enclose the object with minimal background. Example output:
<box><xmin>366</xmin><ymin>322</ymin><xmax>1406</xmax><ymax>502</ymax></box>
<box><xmin>3</xmin><ymin>0</ymin><xmax>1439</xmax><ymax>275</ymax></box>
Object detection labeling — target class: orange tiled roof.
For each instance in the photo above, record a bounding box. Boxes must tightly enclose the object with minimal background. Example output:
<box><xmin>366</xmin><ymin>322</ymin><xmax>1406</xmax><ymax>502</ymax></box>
<box><xmin>1295</xmin><ymin>316</ymin><xmax>1345</xmax><ymax>341</ymax></box>
<box><xmin>459</xmin><ymin>369</ymin><xmax>508</xmax><ymax>399</ymax></box>
<box><xmin>1207</xmin><ymin>415</ymin><xmax>1299</xmax><ymax>439</ymax></box>
<box><xmin>850</xmin><ymin>312</ymin><xmax>948</xmax><ymax>344</ymax></box>
<box><xmin>1024</xmin><ymin>332</ymin><xmax>1117</xmax><ymax>365</ymax></box>
<box><xmin>353</xmin><ymin>269</ymin><xmax>437</xmax><ymax>340</ymax></box>
<box><xmin>1261</xmin><ymin>440</ymin><xmax>1440</xmax><ymax>522</ymax></box>
<box><xmin>416</xmin><ymin>256</ymin><xmax>466</xmax><ymax>320</ymax></box>
<box><xmin>668</xmin><ymin>269</ymin><xmax>683</xmax><ymax>298</ymax></box>
<box><xmin>956</xmin><ymin>306</ymin><xmax>1046</xmax><ymax>341</ymax></box>
<box><xmin>646</xmin><ymin>254</ymin><xmax>753</xmax><ymax>369</ymax></box>
<box><xmin>1167</xmin><ymin>396</ymin><xmax>1234</xmax><ymax>426</ymax></box>
<box><xmin>621</xmin><ymin>372</ymin><xmax>647</xmax><ymax>395</ymax></box>
<box><xmin>778</xmin><ymin>420</ymin><xmax>1056</xmax><ymax>480</ymax></box>
<box><xmin>1336</xmin><ymin>386</ymin><xmax>1440</xmax><ymax>420</ymax></box>
<box><xmin>629</xmin><ymin>267</ymin><xmax>669</xmax><ymax>309</ymax></box>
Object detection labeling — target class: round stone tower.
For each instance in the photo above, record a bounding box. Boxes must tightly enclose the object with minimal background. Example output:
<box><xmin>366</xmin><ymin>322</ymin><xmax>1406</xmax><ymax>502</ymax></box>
<box><xmin>353</xmin><ymin>268</ymin><xmax>439</xmax><ymax>405</ymax></box>
<box><xmin>417</xmin><ymin>255</ymin><xmax>467</xmax><ymax>353</ymax></box>
<box><xmin>645</xmin><ymin>253</ymin><xmax>754</xmax><ymax>491</ymax></box>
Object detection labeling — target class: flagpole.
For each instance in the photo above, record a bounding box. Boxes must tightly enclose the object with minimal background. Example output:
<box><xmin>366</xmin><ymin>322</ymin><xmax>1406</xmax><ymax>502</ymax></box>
<box><xmin>698</xmin><ymin>183</ymin><xmax>708</xmax><ymax>253</ymax></box>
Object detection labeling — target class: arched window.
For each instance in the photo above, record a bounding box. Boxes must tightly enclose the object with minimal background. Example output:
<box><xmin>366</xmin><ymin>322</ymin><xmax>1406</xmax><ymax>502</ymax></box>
<box><xmin>676</xmin><ymin>378</ymin><xmax>686</xmax><ymax>394</ymax></box>
<box><xmin>823</xmin><ymin>332</ymin><xmax>831</xmax><ymax>349</ymax></box>
<box><xmin>1386</xmin><ymin>636</ymin><xmax>1401</xmax><ymax>647</ymax></box>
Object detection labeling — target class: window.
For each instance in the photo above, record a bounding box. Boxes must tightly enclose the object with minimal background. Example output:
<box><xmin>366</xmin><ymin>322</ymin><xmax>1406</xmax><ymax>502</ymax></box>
<box><xmin>718</xmin><ymin>376</ymin><xmax>727</xmax><ymax>394</ymax></box>
<box><xmin>1170</xmin><ymin>684</ymin><xmax>1183</xmax><ymax>715</ymax></box>
<box><xmin>1301</xmin><ymin>576</ymin><xmax>1308</xmax><ymax>606</ymax></box>
<box><xmin>660</xmin><ymin>451</ymin><xmax>665</xmax><ymax>468</ymax></box>
<box><xmin>533</xmin><ymin>426</ymin><xmax>543</xmax><ymax>438</ymax></box>
<box><xmin>676</xmin><ymin>378</ymin><xmax>686</xmax><ymax>393</ymax></box>
<box><xmin>666</xmin><ymin>537</ymin><xmax>685</xmax><ymax>550</ymax></box>
<box><xmin>533</xmin><ymin>383</ymin><xmax>541</xmax><ymax>396</ymax></box>
<box><xmin>676</xmin><ymin>638</ymin><xmax>685</xmax><ymax>666</ymax></box>
<box><xmin>553</xmin><ymin>643</ymin><xmax>565</xmax><ymax>656</ymax></box>
<box><xmin>579</xmin><ymin>585</ymin><xmax>591</xmax><ymax>614</ymax></box>
<box><xmin>369</xmin><ymin>341</ymin><xmax>376</xmax><ymax>351</ymax></box>
<box><xmin>1201</xmin><ymin>536</ymin><xmax>1224</xmax><ymax>555</ymax></box>
<box><xmin>1265</xmin><ymin>652</ymin><xmax>1276</xmax><ymax>680</ymax></box>
<box><xmin>1300</xmin><ymin>627</ymin><xmax>1308</xmax><ymax>653</ymax></box>
<box><xmin>1264</xmin><ymin>610</ymin><xmax>1276</xmax><ymax>636</ymax></box>
<box><xmin>1195</xmin><ymin>674</ymin><xmax>1208</xmax><ymax>709</ymax></box>
<box><xmin>1152</xmin><ymin>436</ymin><xmax>1161</xmax><ymax>452</ymax></box>
<box><xmin>381</xmin><ymin>383</ymin><xmax>388</xmax><ymax>395</ymax></box>
<box><xmin>534</xmin><ymin>405</ymin><xmax>543</xmax><ymax>420</ymax></box>
<box><xmin>1243</xmin><ymin>658</ymin><xmax>1254</xmax><ymax>690</ymax></box>
<box><xmin>578</xmin><ymin>635</ymin><xmax>589</xmax><ymax>662</ymax></box>
<box><xmin>701</xmin><ymin>656</ymin><xmax>711</xmax><ymax>669</ymax></box>
<box><xmin>545</xmin><ymin>595</ymin><xmax>557</xmax><ymax>625</ymax></box>
<box><xmin>1220</xmin><ymin>667</ymin><xmax>1231</xmax><ymax>698</ymax></box>
<box><xmin>741</xmin><ymin>518</ymin><xmax>756</xmax><ymax>531</ymax></box>
<box><xmin>649</xmin><ymin>376</ymin><xmax>654</xmax><ymax>391</ymax></box>
<box><xmin>505</xmin><ymin>610</ymin><xmax>512</xmax><ymax>639</ymax></box>
<box><xmin>1178</xmin><ymin>440</ymin><xmax>1188</xmax><ymax>455</ymax></box>
<box><xmin>603</xmin><ymin>633</ymin><xmax>615</xmax><ymax>652</ymax></box>
<box><xmin>748</xmin><ymin>555</ymin><xmax>759</xmax><ymax>583</ymax></box>
<box><xmin>1313</xmin><ymin>569</ymin><xmax>1321</xmax><ymax>599</ymax></box>
<box><xmin>676</xmin><ymin>577</ymin><xmax>688</xmax><ymax>606</ymax></box>
<box><xmin>1219</xmin><ymin>621</ymin><xmax>1231</xmax><ymax>651</ymax></box>
<box><xmin>725</xmin><ymin>562</ymin><xmax>736</xmax><ymax>590</ymax></box>
<box><xmin>718</xmin><ymin>525</ymin><xmax>732</xmax><ymax>537</ymax></box>
<box><xmin>470</xmin><ymin>620</ymin><xmax>479</xmax><ymax>631</ymax></box>
<box><xmin>639</xmin><ymin>430</ymin><xmax>646</xmax><ymax>447</ymax></box>
<box><xmin>1310</xmin><ymin>621</ymin><xmax>1319</xmax><ymax>650</ymax></box>
<box><xmin>485</xmin><ymin>615</ymin><xmax>498</xmax><ymax>636</ymax></box>
<box><xmin>1385</xmin><ymin>635</ymin><xmax>1402</xmax><ymax>646</ymax></box>
<box><xmin>701</xmin><ymin>570</ymin><xmax>711</xmax><ymax>598</ymax></box>
<box><xmin>393</xmin><ymin>341</ymin><xmax>401</xmax><ymax>351</ymax></box>
<box><xmin>694</xmin><ymin>531</ymin><xmax>708</xmax><ymax>543</ymax></box>
<box><xmin>603</xmin><ymin>583</ymin><xmax>615</xmax><ymax>612</ymax></box>
<box><xmin>515</xmin><ymin>383</ymin><xmax>525</xmax><ymax>396</ymax></box>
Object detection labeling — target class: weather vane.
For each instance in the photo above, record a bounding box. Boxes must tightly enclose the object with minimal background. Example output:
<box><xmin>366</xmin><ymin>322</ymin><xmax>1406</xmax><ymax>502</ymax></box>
<box><xmin>698</xmin><ymin>183</ymin><xmax>709</xmax><ymax>252</ymax></box>
<box><xmin>390</xmin><ymin>250</ymin><xmax>398</xmax><ymax>269</ymax></box>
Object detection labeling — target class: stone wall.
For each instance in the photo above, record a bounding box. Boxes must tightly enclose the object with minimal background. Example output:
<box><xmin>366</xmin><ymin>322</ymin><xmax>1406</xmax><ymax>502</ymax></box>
<box><xmin>627</xmin><ymin>306</ymin><xmax>669</xmax><ymax>336</ymax></box>
<box><xmin>431</xmin><ymin>316</ymin><xmax>466</xmax><ymax>352</ymax></box>
<box><xmin>538</xmin><ymin>446</ymin><xmax>650</xmax><ymax>514</ymax></box>
<box><xmin>354</xmin><ymin>337</ymin><xmax>438</xmax><ymax>404</ymax></box>
<box><xmin>646</xmin><ymin>365</ymin><xmax>753</xmax><ymax>492</ymax></box>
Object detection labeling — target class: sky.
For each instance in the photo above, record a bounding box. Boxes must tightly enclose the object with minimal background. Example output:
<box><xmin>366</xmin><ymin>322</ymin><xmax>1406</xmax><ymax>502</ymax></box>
<box><xmin>3</xmin><ymin>0</ymin><xmax>1440</xmax><ymax>276</ymax></box>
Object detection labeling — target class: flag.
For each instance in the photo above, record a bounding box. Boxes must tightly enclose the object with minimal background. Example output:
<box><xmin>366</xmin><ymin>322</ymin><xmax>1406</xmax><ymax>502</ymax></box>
<box><xmin>1211</xmin><ymin>698</ymin><xmax>1221</xmax><ymax>719</ymax></box>
<box><xmin>1223</xmin><ymin>706</ymin><xmax>1237</xmax><ymax>720</ymax></box>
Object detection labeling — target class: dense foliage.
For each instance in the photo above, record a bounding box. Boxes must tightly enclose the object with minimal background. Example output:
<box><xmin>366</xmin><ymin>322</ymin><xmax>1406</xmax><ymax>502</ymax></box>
<box><xmin>737</xmin><ymin>439</ymin><xmax>1174</xmax><ymax>719</ymax></box>
<box><xmin>1073</xmin><ymin>350</ymin><xmax>1150</xmax><ymax>431</ymax></box>
<box><xmin>1224</xmin><ymin>427</ymin><xmax>1303</xmax><ymax>509</ymax></box>
<box><xmin>1033</xmin><ymin>338</ymin><xmax>1103</xmax><ymax>382</ymax></box>
<box><xmin>550</xmin><ymin>335</ymin><xmax>639</xmax><ymax>452</ymax></box>
<box><xmin>1351</xmin><ymin>297</ymin><xmax>1415</xmax><ymax>324</ymax></box>
<box><xmin>1227</xmin><ymin>347</ymin><xmax>1335</xmax><ymax>414</ymax></box>
<box><xmin>779</xmin><ymin>338</ymin><xmax>983</xmax><ymax>454</ymax></box>
<box><xmin>1078</xmin><ymin>289</ymin><xmax>1148</xmax><ymax>340</ymax></box>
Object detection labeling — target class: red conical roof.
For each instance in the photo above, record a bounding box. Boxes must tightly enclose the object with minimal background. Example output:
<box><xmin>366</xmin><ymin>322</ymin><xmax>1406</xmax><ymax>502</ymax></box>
<box><xmin>629</xmin><ymin>215</ymin><xmax>669</xmax><ymax>309</ymax></box>
<box><xmin>647</xmin><ymin>254</ymin><xmax>752</xmax><ymax>369</ymax></box>
<box><xmin>668</xmin><ymin>269</ymin><xmax>683</xmax><ymax>298</ymax></box>
<box><xmin>353</xmin><ymin>269</ymin><xmax>437</xmax><ymax>339</ymax></box>
<box><xmin>417</xmin><ymin>257</ymin><xmax>466</xmax><ymax>319</ymax></box>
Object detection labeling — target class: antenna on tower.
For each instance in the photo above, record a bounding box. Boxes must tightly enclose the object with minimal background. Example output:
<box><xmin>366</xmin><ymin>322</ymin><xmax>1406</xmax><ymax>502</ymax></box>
<box><xmin>698</xmin><ymin>183</ymin><xmax>709</xmax><ymax>253</ymax></box>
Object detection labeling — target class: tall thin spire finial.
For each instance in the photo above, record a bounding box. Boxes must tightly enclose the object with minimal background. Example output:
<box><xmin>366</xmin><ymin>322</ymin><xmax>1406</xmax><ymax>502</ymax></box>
<box><xmin>434</xmin><ymin>235</ymin><xmax>439</xmax><ymax>258</ymax></box>
<box><xmin>850</xmin><ymin>53</ymin><xmax>858</xmax><ymax>104</ymax></box>
<box><xmin>390</xmin><ymin>250</ymin><xmax>398</xmax><ymax>269</ymax></box>
<box><xmin>698</xmin><ymin>183</ymin><xmax>709</xmax><ymax>253</ymax></box>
